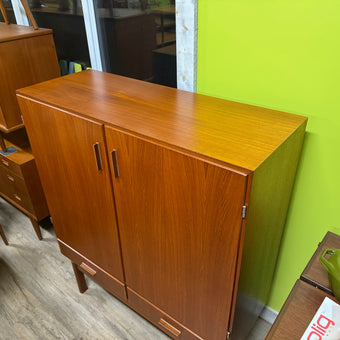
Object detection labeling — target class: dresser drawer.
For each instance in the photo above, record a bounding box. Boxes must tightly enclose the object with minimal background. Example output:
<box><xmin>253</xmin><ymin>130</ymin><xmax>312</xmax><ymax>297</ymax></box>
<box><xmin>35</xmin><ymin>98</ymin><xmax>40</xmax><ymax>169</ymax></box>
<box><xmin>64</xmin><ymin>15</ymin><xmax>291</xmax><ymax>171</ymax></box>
<box><xmin>0</xmin><ymin>154</ymin><xmax>22</xmax><ymax>177</ymax></box>
<box><xmin>0</xmin><ymin>165</ymin><xmax>34</xmax><ymax>213</ymax></box>
<box><xmin>127</xmin><ymin>288</ymin><xmax>203</xmax><ymax>340</ymax></box>
<box><xmin>58</xmin><ymin>240</ymin><xmax>127</xmax><ymax>303</ymax></box>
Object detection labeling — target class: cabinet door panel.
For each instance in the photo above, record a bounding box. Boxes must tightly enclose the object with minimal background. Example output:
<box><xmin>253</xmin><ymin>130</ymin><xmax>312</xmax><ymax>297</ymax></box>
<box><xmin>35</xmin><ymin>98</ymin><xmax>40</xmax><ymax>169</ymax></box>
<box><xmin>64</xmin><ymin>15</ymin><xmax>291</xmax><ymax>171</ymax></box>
<box><xmin>19</xmin><ymin>100</ymin><xmax>124</xmax><ymax>281</ymax></box>
<box><xmin>105</xmin><ymin>127</ymin><xmax>249</xmax><ymax>340</ymax></box>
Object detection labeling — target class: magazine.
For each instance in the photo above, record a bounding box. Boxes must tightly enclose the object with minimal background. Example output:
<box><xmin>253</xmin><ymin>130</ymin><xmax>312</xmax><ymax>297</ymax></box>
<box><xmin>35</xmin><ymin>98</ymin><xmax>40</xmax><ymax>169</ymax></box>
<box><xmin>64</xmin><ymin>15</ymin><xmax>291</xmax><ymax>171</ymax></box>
<box><xmin>301</xmin><ymin>297</ymin><xmax>340</xmax><ymax>339</ymax></box>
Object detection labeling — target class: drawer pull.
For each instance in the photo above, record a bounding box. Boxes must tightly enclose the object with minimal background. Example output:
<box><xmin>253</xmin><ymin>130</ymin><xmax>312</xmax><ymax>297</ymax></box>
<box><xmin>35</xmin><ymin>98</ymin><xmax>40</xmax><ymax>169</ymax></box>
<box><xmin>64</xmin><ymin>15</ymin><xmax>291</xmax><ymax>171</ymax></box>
<box><xmin>110</xmin><ymin>149</ymin><xmax>120</xmax><ymax>178</ymax></box>
<box><xmin>158</xmin><ymin>318</ymin><xmax>181</xmax><ymax>337</ymax></box>
<box><xmin>1</xmin><ymin>159</ymin><xmax>9</xmax><ymax>167</ymax></box>
<box><xmin>7</xmin><ymin>175</ymin><xmax>14</xmax><ymax>182</ymax></box>
<box><xmin>14</xmin><ymin>194</ymin><xmax>22</xmax><ymax>202</ymax></box>
<box><xmin>79</xmin><ymin>262</ymin><xmax>96</xmax><ymax>276</ymax></box>
<box><xmin>93</xmin><ymin>142</ymin><xmax>103</xmax><ymax>171</ymax></box>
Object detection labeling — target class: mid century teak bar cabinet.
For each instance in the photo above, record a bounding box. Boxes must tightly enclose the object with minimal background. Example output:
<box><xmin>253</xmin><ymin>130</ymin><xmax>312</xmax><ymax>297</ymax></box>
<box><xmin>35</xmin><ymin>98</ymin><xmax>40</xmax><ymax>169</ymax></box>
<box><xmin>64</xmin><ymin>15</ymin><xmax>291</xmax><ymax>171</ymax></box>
<box><xmin>17</xmin><ymin>70</ymin><xmax>307</xmax><ymax>339</ymax></box>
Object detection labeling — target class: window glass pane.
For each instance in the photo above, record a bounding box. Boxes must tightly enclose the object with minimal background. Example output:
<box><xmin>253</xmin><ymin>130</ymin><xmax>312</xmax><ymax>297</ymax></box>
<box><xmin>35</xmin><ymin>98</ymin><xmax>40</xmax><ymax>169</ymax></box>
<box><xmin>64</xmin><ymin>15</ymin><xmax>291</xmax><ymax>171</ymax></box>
<box><xmin>29</xmin><ymin>0</ymin><xmax>91</xmax><ymax>74</ymax></box>
<box><xmin>95</xmin><ymin>0</ymin><xmax>176</xmax><ymax>88</ymax></box>
<box><xmin>0</xmin><ymin>0</ymin><xmax>16</xmax><ymax>23</ymax></box>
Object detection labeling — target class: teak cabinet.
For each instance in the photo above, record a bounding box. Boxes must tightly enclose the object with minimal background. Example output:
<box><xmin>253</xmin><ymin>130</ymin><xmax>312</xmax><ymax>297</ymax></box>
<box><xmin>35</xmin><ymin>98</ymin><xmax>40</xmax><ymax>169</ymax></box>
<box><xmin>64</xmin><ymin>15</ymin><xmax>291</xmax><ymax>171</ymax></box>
<box><xmin>0</xmin><ymin>22</ymin><xmax>59</xmax><ymax>132</ymax></box>
<box><xmin>17</xmin><ymin>70</ymin><xmax>307</xmax><ymax>340</ymax></box>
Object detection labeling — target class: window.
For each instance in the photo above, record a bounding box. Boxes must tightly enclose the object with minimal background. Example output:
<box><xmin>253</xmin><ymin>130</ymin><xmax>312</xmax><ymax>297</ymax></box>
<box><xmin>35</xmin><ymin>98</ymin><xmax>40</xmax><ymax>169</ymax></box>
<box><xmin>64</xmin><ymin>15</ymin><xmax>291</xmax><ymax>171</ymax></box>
<box><xmin>94</xmin><ymin>0</ymin><xmax>177</xmax><ymax>87</ymax></box>
<box><xmin>29</xmin><ymin>0</ymin><xmax>91</xmax><ymax>73</ymax></box>
<box><xmin>9</xmin><ymin>0</ymin><xmax>197</xmax><ymax>91</ymax></box>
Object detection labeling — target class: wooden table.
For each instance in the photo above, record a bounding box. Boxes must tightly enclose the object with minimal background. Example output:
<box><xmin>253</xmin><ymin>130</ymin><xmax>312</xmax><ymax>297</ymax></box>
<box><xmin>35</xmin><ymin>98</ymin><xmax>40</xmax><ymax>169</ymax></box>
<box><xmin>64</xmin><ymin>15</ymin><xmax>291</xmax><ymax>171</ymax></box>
<box><xmin>266</xmin><ymin>232</ymin><xmax>340</xmax><ymax>339</ymax></box>
<box><xmin>266</xmin><ymin>280</ymin><xmax>337</xmax><ymax>339</ymax></box>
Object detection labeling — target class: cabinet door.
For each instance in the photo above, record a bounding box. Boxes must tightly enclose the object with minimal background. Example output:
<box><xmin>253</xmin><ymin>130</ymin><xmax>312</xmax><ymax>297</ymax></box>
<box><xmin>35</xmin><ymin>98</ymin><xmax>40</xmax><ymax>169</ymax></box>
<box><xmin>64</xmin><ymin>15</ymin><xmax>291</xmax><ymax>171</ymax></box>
<box><xmin>105</xmin><ymin>127</ymin><xmax>249</xmax><ymax>339</ymax></box>
<box><xmin>20</xmin><ymin>100</ymin><xmax>124</xmax><ymax>281</ymax></box>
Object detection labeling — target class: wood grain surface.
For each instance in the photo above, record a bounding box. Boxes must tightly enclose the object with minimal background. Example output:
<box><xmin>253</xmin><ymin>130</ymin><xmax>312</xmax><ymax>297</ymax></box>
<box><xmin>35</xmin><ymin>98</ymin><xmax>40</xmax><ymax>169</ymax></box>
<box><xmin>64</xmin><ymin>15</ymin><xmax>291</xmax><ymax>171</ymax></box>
<box><xmin>16</xmin><ymin>70</ymin><xmax>307</xmax><ymax>340</ymax></box>
<box><xmin>266</xmin><ymin>280</ymin><xmax>338</xmax><ymax>339</ymax></box>
<box><xmin>16</xmin><ymin>70</ymin><xmax>307</xmax><ymax>171</ymax></box>
<box><xmin>105</xmin><ymin>126</ymin><xmax>249</xmax><ymax>340</ymax></box>
<box><xmin>232</xmin><ymin>120</ymin><xmax>307</xmax><ymax>339</ymax></box>
<box><xmin>127</xmin><ymin>287</ymin><xmax>202</xmax><ymax>340</ymax></box>
<box><xmin>0</xmin><ymin>197</ymin><xmax>169</xmax><ymax>340</ymax></box>
<box><xmin>0</xmin><ymin>23</ymin><xmax>59</xmax><ymax>131</ymax></box>
<box><xmin>0</xmin><ymin>137</ymin><xmax>33</xmax><ymax>168</ymax></box>
<box><xmin>17</xmin><ymin>100</ymin><xmax>125</xmax><ymax>281</ymax></box>
<box><xmin>0</xmin><ymin>197</ymin><xmax>269</xmax><ymax>340</ymax></box>
<box><xmin>0</xmin><ymin>138</ymin><xmax>49</xmax><ymax>236</ymax></box>
<box><xmin>0</xmin><ymin>23</ymin><xmax>52</xmax><ymax>42</ymax></box>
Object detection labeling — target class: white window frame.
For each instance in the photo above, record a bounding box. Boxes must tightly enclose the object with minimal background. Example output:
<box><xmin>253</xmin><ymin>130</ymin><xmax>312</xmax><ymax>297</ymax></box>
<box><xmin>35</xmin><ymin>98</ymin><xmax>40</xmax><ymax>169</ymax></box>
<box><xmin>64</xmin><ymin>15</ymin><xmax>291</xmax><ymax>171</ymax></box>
<box><xmin>176</xmin><ymin>0</ymin><xmax>197</xmax><ymax>92</ymax></box>
<box><xmin>80</xmin><ymin>0</ymin><xmax>103</xmax><ymax>71</ymax></box>
<box><xmin>11</xmin><ymin>0</ymin><xmax>197</xmax><ymax>92</ymax></box>
<box><xmin>12</xmin><ymin>0</ymin><xmax>29</xmax><ymax>26</ymax></box>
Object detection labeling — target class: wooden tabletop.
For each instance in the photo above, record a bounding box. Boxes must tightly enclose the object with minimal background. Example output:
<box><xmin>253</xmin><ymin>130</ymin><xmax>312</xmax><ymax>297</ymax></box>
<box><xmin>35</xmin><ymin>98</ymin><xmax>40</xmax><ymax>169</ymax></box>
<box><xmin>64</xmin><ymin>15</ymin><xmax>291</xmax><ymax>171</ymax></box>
<box><xmin>301</xmin><ymin>231</ymin><xmax>340</xmax><ymax>294</ymax></box>
<box><xmin>0</xmin><ymin>23</ymin><xmax>52</xmax><ymax>43</ymax></box>
<box><xmin>16</xmin><ymin>70</ymin><xmax>307</xmax><ymax>171</ymax></box>
<box><xmin>266</xmin><ymin>280</ymin><xmax>338</xmax><ymax>339</ymax></box>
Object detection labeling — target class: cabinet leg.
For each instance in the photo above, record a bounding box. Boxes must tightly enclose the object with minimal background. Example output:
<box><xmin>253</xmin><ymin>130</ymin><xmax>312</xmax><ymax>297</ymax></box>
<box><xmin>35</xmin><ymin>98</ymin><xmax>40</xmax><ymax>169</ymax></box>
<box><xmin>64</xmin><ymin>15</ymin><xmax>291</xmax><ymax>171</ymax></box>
<box><xmin>0</xmin><ymin>224</ymin><xmax>8</xmax><ymax>245</ymax></box>
<box><xmin>29</xmin><ymin>217</ymin><xmax>42</xmax><ymax>240</ymax></box>
<box><xmin>71</xmin><ymin>262</ymin><xmax>88</xmax><ymax>293</ymax></box>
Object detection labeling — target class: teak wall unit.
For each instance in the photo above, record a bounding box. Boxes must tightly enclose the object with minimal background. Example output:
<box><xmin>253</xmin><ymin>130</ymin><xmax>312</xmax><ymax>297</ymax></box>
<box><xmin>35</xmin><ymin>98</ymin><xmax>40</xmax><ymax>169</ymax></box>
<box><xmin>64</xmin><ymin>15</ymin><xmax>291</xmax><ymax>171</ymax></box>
<box><xmin>0</xmin><ymin>22</ymin><xmax>60</xmax><ymax>132</ymax></box>
<box><xmin>17</xmin><ymin>70</ymin><xmax>307</xmax><ymax>340</ymax></box>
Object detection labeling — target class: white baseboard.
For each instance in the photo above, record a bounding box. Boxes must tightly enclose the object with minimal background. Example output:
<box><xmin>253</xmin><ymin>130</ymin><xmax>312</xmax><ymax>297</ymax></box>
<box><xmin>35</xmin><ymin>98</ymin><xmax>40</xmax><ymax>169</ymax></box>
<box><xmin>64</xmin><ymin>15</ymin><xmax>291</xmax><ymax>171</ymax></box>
<box><xmin>260</xmin><ymin>305</ymin><xmax>278</xmax><ymax>324</ymax></box>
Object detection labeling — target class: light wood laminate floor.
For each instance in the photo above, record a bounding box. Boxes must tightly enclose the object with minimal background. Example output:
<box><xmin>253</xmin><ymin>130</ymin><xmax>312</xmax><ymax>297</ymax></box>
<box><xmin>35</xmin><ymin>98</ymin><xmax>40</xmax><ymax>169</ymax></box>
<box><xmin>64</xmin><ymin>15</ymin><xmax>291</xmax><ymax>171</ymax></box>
<box><xmin>0</xmin><ymin>197</ymin><xmax>271</xmax><ymax>339</ymax></box>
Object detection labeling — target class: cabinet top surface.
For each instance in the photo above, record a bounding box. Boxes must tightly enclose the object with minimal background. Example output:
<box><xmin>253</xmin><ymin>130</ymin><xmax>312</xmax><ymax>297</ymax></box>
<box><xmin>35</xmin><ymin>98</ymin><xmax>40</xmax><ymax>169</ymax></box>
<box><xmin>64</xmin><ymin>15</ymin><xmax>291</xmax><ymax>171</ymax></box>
<box><xmin>0</xmin><ymin>23</ymin><xmax>52</xmax><ymax>42</ymax></box>
<box><xmin>1</xmin><ymin>139</ymin><xmax>33</xmax><ymax>165</ymax></box>
<box><xmin>17</xmin><ymin>70</ymin><xmax>307</xmax><ymax>171</ymax></box>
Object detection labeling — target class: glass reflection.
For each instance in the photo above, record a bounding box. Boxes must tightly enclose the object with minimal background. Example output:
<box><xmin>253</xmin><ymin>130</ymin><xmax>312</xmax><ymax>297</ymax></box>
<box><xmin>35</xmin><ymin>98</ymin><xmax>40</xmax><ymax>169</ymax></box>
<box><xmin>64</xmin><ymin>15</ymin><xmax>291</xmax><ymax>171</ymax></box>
<box><xmin>95</xmin><ymin>0</ymin><xmax>176</xmax><ymax>88</ymax></box>
<box><xmin>29</xmin><ymin>0</ymin><xmax>91</xmax><ymax>74</ymax></box>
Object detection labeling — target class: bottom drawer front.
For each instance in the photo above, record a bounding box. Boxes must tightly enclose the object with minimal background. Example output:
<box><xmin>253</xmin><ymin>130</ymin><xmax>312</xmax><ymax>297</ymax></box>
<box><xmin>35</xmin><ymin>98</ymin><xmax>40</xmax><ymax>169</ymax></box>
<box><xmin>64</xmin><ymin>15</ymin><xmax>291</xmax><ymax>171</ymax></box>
<box><xmin>127</xmin><ymin>288</ymin><xmax>203</xmax><ymax>340</ymax></box>
<box><xmin>58</xmin><ymin>240</ymin><xmax>127</xmax><ymax>302</ymax></box>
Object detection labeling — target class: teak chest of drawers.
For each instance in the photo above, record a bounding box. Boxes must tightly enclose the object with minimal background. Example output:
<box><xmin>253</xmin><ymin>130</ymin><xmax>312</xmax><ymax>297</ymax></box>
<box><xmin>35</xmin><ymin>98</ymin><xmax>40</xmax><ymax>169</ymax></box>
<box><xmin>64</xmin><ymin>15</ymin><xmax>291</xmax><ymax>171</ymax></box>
<box><xmin>17</xmin><ymin>70</ymin><xmax>307</xmax><ymax>340</ymax></box>
<box><xmin>0</xmin><ymin>136</ymin><xmax>49</xmax><ymax>239</ymax></box>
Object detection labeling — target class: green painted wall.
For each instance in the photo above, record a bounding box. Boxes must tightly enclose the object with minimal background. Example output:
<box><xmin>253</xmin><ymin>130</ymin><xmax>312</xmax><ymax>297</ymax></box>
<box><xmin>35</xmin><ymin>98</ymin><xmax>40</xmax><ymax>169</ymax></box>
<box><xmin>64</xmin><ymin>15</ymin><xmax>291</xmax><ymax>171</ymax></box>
<box><xmin>197</xmin><ymin>0</ymin><xmax>340</xmax><ymax>311</ymax></box>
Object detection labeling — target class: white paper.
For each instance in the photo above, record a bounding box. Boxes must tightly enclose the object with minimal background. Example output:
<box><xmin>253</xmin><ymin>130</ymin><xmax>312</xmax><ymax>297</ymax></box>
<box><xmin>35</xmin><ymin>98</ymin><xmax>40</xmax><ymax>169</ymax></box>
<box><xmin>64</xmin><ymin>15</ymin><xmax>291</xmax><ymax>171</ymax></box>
<box><xmin>301</xmin><ymin>297</ymin><xmax>340</xmax><ymax>339</ymax></box>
